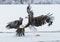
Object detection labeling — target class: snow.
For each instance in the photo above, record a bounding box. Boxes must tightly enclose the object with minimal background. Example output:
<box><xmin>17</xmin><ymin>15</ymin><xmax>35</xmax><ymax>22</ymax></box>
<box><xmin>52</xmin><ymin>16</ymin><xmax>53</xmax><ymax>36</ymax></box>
<box><xmin>0</xmin><ymin>4</ymin><xmax>60</xmax><ymax>42</ymax></box>
<box><xmin>0</xmin><ymin>32</ymin><xmax>60</xmax><ymax>42</ymax></box>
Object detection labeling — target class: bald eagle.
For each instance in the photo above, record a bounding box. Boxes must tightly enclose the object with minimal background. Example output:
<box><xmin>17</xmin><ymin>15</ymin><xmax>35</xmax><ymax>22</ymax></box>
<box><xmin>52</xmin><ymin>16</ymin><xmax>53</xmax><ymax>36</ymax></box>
<box><xmin>6</xmin><ymin>17</ymin><xmax>25</xmax><ymax>36</ymax></box>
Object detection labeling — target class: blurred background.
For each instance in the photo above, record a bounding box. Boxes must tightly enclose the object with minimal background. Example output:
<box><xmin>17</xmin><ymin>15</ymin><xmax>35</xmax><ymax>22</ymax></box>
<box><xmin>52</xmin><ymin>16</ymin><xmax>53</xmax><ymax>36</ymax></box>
<box><xmin>0</xmin><ymin>0</ymin><xmax>60</xmax><ymax>4</ymax></box>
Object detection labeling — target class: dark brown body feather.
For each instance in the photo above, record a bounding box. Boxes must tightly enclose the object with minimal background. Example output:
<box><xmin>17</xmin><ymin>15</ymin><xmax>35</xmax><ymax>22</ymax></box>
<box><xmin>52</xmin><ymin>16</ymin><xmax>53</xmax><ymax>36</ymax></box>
<box><xmin>6</xmin><ymin>17</ymin><xmax>23</xmax><ymax>29</ymax></box>
<box><xmin>24</xmin><ymin>13</ymin><xmax>53</xmax><ymax>28</ymax></box>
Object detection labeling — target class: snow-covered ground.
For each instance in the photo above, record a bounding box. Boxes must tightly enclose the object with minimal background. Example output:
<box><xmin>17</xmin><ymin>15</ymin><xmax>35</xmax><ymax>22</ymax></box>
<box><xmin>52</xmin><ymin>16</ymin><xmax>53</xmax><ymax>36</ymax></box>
<box><xmin>0</xmin><ymin>32</ymin><xmax>60</xmax><ymax>42</ymax></box>
<box><xmin>0</xmin><ymin>4</ymin><xmax>60</xmax><ymax>42</ymax></box>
